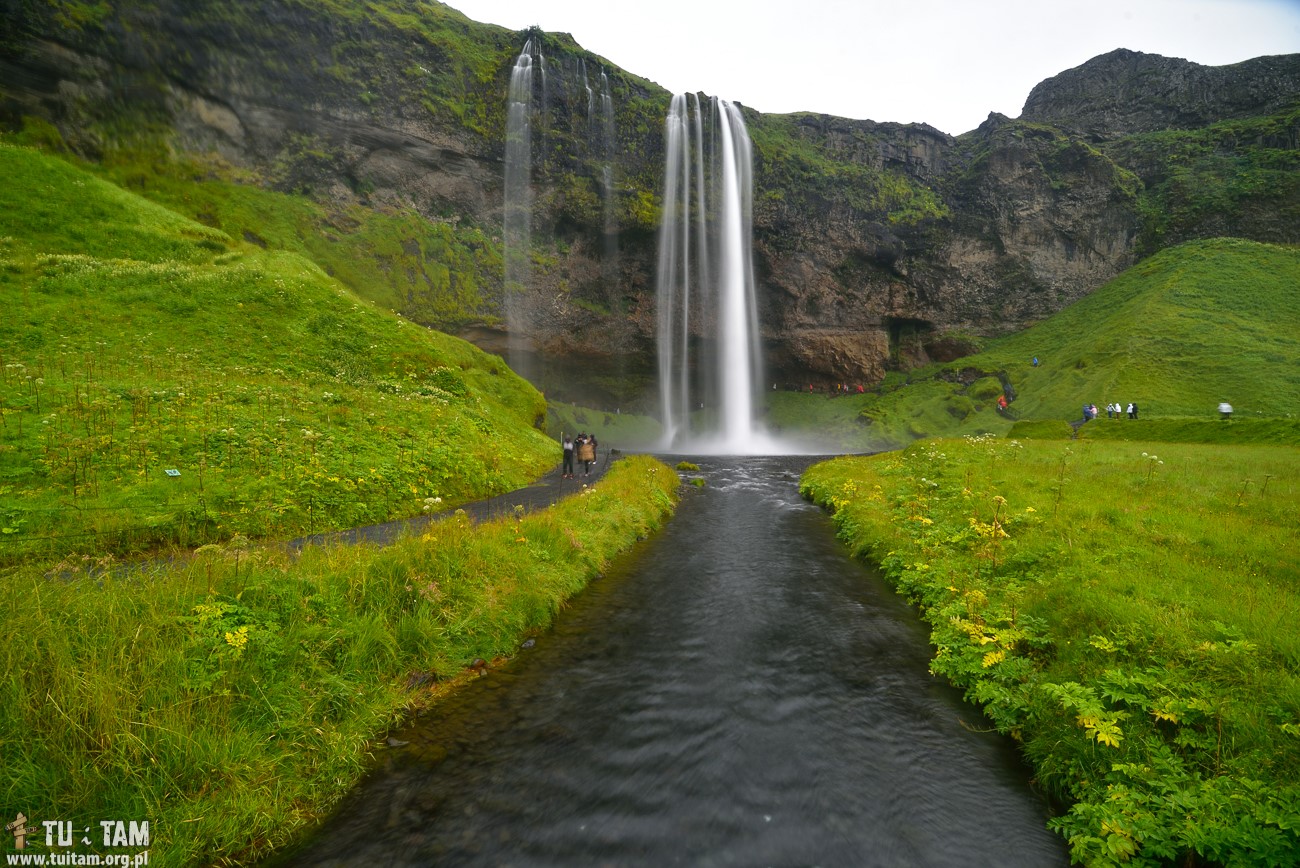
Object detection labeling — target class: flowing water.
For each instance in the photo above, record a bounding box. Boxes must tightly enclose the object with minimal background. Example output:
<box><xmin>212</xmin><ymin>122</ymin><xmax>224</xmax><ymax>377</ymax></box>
<box><xmin>503</xmin><ymin>39</ymin><xmax>535</xmax><ymax>380</ymax></box>
<box><xmin>656</xmin><ymin>98</ymin><xmax>765</xmax><ymax>452</ymax></box>
<box><xmin>284</xmin><ymin>457</ymin><xmax>1067</xmax><ymax>867</ymax></box>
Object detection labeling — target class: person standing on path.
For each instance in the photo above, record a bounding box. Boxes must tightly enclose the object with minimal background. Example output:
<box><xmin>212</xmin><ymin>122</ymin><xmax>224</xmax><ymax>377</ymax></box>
<box><xmin>561</xmin><ymin>435</ymin><xmax>575</xmax><ymax>479</ymax></box>
<box><xmin>577</xmin><ymin>432</ymin><xmax>597</xmax><ymax>476</ymax></box>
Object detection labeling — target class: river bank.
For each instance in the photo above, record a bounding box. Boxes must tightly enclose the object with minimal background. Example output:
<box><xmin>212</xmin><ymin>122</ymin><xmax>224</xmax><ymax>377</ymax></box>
<box><xmin>800</xmin><ymin>437</ymin><xmax>1300</xmax><ymax>865</ymax></box>
<box><xmin>278</xmin><ymin>456</ymin><xmax>1065</xmax><ymax>866</ymax></box>
<box><xmin>0</xmin><ymin>455</ymin><xmax>678</xmax><ymax>865</ymax></box>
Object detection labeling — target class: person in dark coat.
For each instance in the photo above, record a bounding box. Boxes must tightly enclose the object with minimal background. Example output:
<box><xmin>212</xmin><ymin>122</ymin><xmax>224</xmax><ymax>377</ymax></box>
<box><xmin>562</xmin><ymin>435</ymin><xmax>575</xmax><ymax>478</ymax></box>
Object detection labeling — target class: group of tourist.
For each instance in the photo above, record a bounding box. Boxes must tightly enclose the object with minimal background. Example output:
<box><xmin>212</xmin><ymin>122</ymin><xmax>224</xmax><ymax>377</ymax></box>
<box><xmin>1083</xmin><ymin>402</ymin><xmax>1139</xmax><ymax>421</ymax></box>
<box><xmin>561</xmin><ymin>432</ymin><xmax>598</xmax><ymax>478</ymax></box>
<box><xmin>773</xmin><ymin>383</ymin><xmax>867</xmax><ymax>395</ymax></box>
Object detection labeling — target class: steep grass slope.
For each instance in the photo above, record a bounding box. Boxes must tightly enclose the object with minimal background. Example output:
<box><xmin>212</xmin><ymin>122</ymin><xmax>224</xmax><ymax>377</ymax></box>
<box><xmin>0</xmin><ymin>143</ymin><xmax>557</xmax><ymax>565</ymax></box>
<box><xmin>975</xmin><ymin>237</ymin><xmax>1300</xmax><ymax>421</ymax></box>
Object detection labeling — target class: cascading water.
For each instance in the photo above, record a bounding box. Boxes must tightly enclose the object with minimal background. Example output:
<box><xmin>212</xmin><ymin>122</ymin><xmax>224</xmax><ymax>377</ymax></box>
<box><xmin>656</xmin><ymin>95</ymin><xmax>769</xmax><ymax>453</ymax></box>
<box><xmin>599</xmin><ymin>71</ymin><xmax>619</xmax><ymax>305</ymax></box>
<box><xmin>580</xmin><ymin>59</ymin><xmax>594</xmax><ymax>134</ymax></box>
<box><xmin>503</xmin><ymin>39</ymin><xmax>535</xmax><ymax>379</ymax></box>
<box><xmin>537</xmin><ymin>51</ymin><xmax>549</xmax><ymax>170</ymax></box>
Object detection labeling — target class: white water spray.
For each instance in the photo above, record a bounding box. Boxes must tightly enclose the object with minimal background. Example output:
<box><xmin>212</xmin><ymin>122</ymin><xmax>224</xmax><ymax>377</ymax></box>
<box><xmin>655</xmin><ymin>96</ymin><xmax>769</xmax><ymax>453</ymax></box>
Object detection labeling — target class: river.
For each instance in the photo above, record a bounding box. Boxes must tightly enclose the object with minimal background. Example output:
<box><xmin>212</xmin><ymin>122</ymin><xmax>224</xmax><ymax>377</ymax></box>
<box><xmin>281</xmin><ymin>456</ymin><xmax>1067</xmax><ymax>866</ymax></box>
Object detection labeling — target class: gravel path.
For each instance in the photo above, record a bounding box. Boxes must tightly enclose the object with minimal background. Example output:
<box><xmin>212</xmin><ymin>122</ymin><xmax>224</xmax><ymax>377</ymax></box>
<box><xmin>288</xmin><ymin>448</ymin><xmax>622</xmax><ymax>550</ymax></box>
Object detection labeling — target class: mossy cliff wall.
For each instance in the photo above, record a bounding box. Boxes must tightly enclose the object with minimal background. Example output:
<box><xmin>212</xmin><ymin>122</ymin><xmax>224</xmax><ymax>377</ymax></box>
<box><xmin>3</xmin><ymin>4</ymin><xmax>1297</xmax><ymax>398</ymax></box>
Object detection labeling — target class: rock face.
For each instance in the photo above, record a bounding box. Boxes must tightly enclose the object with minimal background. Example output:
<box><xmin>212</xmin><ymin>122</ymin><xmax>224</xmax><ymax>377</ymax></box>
<box><xmin>1021</xmin><ymin>49</ymin><xmax>1300</xmax><ymax>139</ymax></box>
<box><xmin>752</xmin><ymin>112</ymin><xmax>1144</xmax><ymax>386</ymax></box>
<box><xmin>2</xmin><ymin>4</ymin><xmax>1296</xmax><ymax>401</ymax></box>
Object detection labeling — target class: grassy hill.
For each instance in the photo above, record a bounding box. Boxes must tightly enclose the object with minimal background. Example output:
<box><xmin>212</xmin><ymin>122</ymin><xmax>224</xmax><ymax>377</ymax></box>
<box><xmin>972</xmin><ymin>237</ymin><xmax>1300</xmax><ymax>420</ymax></box>
<box><xmin>769</xmin><ymin>237</ymin><xmax>1300</xmax><ymax>451</ymax></box>
<box><xmin>0</xmin><ymin>142</ymin><xmax>558</xmax><ymax>566</ymax></box>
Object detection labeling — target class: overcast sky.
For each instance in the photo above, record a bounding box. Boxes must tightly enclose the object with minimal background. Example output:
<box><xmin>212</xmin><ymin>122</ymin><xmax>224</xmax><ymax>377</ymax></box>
<box><xmin>445</xmin><ymin>0</ymin><xmax>1300</xmax><ymax>135</ymax></box>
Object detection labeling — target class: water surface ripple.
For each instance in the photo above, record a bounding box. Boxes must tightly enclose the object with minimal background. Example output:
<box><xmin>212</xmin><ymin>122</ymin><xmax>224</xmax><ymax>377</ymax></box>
<box><xmin>286</xmin><ymin>457</ymin><xmax>1067</xmax><ymax>867</ymax></box>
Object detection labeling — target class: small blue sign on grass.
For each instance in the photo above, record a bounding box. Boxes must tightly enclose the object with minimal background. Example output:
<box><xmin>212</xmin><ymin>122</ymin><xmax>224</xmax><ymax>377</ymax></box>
<box><xmin>164</xmin><ymin>469</ymin><xmax>181</xmax><ymax>477</ymax></box>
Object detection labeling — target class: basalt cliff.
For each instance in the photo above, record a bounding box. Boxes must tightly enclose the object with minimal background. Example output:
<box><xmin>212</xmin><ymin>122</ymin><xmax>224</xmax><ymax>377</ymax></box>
<box><xmin>3</xmin><ymin>2</ymin><xmax>1298</xmax><ymax>405</ymax></box>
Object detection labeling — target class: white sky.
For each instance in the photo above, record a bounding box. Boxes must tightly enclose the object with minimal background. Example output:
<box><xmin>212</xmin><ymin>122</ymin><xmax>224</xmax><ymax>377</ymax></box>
<box><xmin>445</xmin><ymin>0</ymin><xmax>1300</xmax><ymax>135</ymax></box>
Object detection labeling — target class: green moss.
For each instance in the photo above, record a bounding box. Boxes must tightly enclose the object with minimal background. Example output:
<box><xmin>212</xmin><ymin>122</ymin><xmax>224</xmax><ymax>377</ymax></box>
<box><xmin>946</xmin><ymin>394</ymin><xmax>976</xmax><ymax>419</ymax></box>
<box><xmin>1105</xmin><ymin>105</ymin><xmax>1300</xmax><ymax>254</ymax></box>
<box><xmin>748</xmin><ymin>114</ymin><xmax>950</xmax><ymax>226</ymax></box>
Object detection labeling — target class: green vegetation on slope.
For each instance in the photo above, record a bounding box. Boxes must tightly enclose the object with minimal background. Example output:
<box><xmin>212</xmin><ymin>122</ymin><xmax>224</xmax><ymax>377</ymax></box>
<box><xmin>546</xmin><ymin>400</ymin><xmax>662</xmax><ymax>449</ymax></box>
<box><xmin>763</xmin><ymin>374</ymin><xmax>1015</xmax><ymax>453</ymax></box>
<box><xmin>1104</xmin><ymin>103</ymin><xmax>1300</xmax><ymax>254</ymax></box>
<box><xmin>802</xmin><ymin>437</ymin><xmax>1300</xmax><ymax>866</ymax></box>
<box><xmin>0</xmin><ymin>116</ymin><xmax>513</xmax><ymax>333</ymax></box>
<box><xmin>110</xmin><ymin>150</ymin><xmax>506</xmax><ymax>330</ymax></box>
<box><xmin>749</xmin><ymin>113</ymin><xmax>950</xmax><ymax>226</ymax></box>
<box><xmin>968</xmin><ymin>238</ymin><xmax>1300</xmax><ymax>422</ymax></box>
<box><xmin>0</xmin><ymin>454</ymin><xmax>679</xmax><ymax>865</ymax></box>
<box><xmin>0</xmin><ymin>143</ymin><xmax>555</xmax><ymax>565</ymax></box>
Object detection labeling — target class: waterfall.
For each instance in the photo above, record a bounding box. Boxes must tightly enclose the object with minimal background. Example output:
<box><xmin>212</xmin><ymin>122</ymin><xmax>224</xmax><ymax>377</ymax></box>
<box><xmin>599</xmin><ymin>71</ymin><xmax>618</xmax><ymax>305</ymax></box>
<box><xmin>655</xmin><ymin>96</ymin><xmax>767</xmax><ymax>453</ymax></box>
<box><xmin>504</xmin><ymin>39</ymin><xmax>535</xmax><ymax>379</ymax></box>
<box><xmin>580</xmin><ymin>59</ymin><xmax>594</xmax><ymax>134</ymax></box>
<box><xmin>538</xmin><ymin>52</ymin><xmax>548</xmax><ymax>170</ymax></box>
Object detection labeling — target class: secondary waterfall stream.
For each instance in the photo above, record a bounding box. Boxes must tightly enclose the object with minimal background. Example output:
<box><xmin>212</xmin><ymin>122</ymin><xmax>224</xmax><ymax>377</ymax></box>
<box><xmin>503</xmin><ymin>39</ymin><xmax>535</xmax><ymax>381</ymax></box>
<box><xmin>283</xmin><ymin>457</ymin><xmax>1067</xmax><ymax>866</ymax></box>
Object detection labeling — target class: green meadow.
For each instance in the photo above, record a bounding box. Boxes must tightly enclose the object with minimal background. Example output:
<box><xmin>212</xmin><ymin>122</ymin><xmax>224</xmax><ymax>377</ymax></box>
<box><xmin>802</xmin><ymin>436</ymin><xmax>1300</xmax><ymax>865</ymax></box>
<box><xmin>957</xmin><ymin>237</ymin><xmax>1300</xmax><ymax>423</ymax></box>
<box><xmin>792</xmin><ymin>233</ymin><xmax>1300</xmax><ymax>864</ymax></box>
